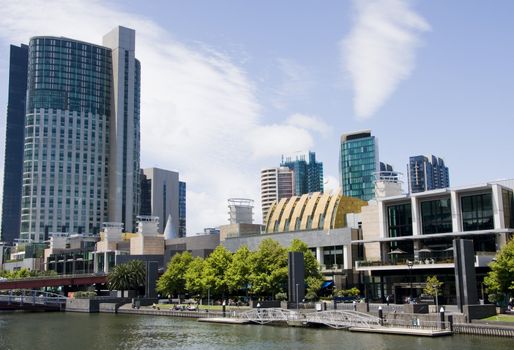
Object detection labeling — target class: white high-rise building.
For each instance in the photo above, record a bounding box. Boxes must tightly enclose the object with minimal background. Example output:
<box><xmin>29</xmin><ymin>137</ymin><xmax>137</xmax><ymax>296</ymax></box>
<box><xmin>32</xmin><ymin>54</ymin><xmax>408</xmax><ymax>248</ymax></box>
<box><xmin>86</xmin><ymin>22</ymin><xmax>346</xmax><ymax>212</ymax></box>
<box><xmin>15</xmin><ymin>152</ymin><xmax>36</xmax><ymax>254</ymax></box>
<box><xmin>260</xmin><ymin>167</ymin><xmax>294</xmax><ymax>222</ymax></box>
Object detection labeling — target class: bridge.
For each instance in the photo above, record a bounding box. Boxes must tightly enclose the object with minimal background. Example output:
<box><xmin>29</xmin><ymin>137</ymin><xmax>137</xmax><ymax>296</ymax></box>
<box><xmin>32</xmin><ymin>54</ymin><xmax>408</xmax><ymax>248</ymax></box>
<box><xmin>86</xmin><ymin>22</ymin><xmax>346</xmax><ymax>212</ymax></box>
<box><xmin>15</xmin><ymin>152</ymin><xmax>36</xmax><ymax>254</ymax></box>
<box><xmin>241</xmin><ymin>308</ymin><xmax>381</xmax><ymax>329</ymax></box>
<box><xmin>0</xmin><ymin>289</ymin><xmax>67</xmax><ymax>311</ymax></box>
<box><xmin>0</xmin><ymin>273</ymin><xmax>107</xmax><ymax>290</ymax></box>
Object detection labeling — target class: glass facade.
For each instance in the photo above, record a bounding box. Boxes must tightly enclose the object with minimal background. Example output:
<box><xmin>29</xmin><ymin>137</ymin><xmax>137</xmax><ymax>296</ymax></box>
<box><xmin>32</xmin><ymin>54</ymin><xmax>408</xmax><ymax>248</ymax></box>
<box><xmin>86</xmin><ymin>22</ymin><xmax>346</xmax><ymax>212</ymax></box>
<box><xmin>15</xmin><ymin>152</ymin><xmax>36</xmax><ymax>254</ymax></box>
<box><xmin>420</xmin><ymin>197</ymin><xmax>453</xmax><ymax>234</ymax></box>
<box><xmin>461</xmin><ymin>192</ymin><xmax>494</xmax><ymax>231</ymax></box>
<box><xmin>21</xmin><ymin>37</ymin><xmax>113</xmax><ymax>241</ymax></box>
<box><xmin>409</xmin><ymin>155</ymin><xmax>450</xmax><ymax>193</ymax></box>
<box><xmin>179</xmin><ymin>181</ymin><xmax>186</xmax><ymax>237</ymax></box>
<box><xmin>502</xmin><ymin>189</ymin><xmax>514</xmax><ymax>229</ymax></box>
<box><xmin>340</xmin><ymin>133</ymin><xmax>377</xmax><ymax>201</ymax></box>
<box><xmin>387</xmin><ymin>203</ymin><xmax>412</xmax><ymax>238</ymax></box>
<box><xmin>1</xmin><ymin>44</ymin><xmax>28</xmax><ymax>243</ymax></box>
<box><xmin>323</xmin><ymin>245</ymin><xmax>344</xmax><ymax>267</ymax></box>
<box><xmin>281</xmin><ymin>151</ymin><xmax>323</xmax><ymax>195</ymax></box>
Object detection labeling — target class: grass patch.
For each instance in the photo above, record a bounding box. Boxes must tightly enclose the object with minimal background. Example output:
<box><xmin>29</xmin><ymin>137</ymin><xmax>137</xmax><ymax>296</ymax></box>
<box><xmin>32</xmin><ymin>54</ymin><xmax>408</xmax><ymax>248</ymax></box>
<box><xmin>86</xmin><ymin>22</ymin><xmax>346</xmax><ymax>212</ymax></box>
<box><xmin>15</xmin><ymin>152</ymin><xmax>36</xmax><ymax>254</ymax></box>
<box><xmin>482</xmin><ymin>314</ymin><xmax>514</xmax><ymax>322</ymax></box>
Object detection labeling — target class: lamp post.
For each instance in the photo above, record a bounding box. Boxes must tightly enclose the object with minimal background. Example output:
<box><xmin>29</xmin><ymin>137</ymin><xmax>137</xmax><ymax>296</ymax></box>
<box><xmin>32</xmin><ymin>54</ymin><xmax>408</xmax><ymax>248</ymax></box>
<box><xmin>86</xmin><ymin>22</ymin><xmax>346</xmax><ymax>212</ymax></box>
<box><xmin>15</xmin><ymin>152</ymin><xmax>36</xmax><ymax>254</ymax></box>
<box><xmin>407</xmin><ymin>260</ymin><xmax>413</xmax><ymax>302</ymax></box>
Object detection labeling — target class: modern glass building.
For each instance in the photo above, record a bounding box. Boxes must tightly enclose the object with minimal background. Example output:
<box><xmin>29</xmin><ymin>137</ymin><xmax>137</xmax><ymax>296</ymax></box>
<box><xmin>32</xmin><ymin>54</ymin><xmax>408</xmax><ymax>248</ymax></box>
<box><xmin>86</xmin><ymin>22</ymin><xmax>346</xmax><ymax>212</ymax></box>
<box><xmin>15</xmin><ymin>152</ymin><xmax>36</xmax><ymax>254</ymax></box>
<box><xmin>340</xmin><ymin>130</ymin><xmax>379</xmax><ymax>201</ymax></box>
<box><xmin>179</xmin><ymin>181</ymin><xmax>186</xmax><ymax>237</ymax></box>
<box><xmin>20</xmin><ymin>26</ymin><xmax>140</xmax><ymax>242</ymax></box>
<box><xmin>408</xmin><ymin>155</ymin><xmax>450</xmax><ymax>193</ymax></box>
<box><xmin>281</xmin><ymin>151</ymin><xmax>324</xmax><ymax>195</ymax></box>
<box><xmin>1</xmin><ymin>44</ymin><xmax>28</xmax><ymax>244</ymax></box>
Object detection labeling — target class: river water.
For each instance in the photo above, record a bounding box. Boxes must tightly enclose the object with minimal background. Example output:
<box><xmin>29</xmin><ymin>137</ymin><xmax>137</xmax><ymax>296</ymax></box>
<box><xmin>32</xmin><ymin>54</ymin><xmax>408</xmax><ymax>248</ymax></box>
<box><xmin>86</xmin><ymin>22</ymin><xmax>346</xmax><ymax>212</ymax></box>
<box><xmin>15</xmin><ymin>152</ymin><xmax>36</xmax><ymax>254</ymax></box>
<box><xmin>0</xmin><ymin>312</ymin><xmax>512</xmax><ymax>350</ymax></box>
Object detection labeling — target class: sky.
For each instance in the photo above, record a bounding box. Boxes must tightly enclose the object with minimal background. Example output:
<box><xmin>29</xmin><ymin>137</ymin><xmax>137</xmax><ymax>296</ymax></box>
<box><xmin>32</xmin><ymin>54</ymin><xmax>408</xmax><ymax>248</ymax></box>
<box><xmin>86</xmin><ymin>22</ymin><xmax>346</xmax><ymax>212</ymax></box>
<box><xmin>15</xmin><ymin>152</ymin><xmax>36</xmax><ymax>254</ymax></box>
<box><xmin>0</xmin><ymin>0</ymin><xmax>513</xmax><ymax>235</ymax></box>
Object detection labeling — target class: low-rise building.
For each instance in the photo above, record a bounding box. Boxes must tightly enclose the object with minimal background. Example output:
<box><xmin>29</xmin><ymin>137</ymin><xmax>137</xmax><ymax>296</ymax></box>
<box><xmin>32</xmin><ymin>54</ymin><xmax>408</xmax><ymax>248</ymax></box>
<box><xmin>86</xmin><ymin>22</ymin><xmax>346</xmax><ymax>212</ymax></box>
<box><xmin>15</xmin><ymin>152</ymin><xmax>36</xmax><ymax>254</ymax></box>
<box><xmin>354</xmin><ymin>179</ymin><xmax>514</xmax><ymax>303</ymax></box>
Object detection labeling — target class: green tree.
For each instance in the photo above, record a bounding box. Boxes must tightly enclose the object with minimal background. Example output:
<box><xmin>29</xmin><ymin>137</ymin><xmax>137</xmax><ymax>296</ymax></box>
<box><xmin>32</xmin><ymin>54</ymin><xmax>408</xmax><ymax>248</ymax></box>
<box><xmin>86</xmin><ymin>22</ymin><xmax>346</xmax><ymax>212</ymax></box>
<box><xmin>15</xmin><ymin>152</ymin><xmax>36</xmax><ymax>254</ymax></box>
<box><xmin>423</xmin><ymin>276</ymin><xmax>443</xmax><ymax>298</ymax></box>
<box><xmin>226</xmin><ymin>245</ymin><xmax>252</xmax><ymax>295</ymax></box>
<box><xmin>305</xmin><ymin>276</ymin><xmax>324</xmax><ymax>301</ymax></box>
<box><xmin>108</xmin><ymin>260</ymin><xmax>146</xmax><ymax>297</ymax></box>
<box><xmin>484</xmin><ymin>238</ymin><xmax>514</xmax><ymax>303</ymax></box>
<box><xmin>203</xmin><ymin>245</ymin><xmax>232</xmax><ymax>297</ymax></box>
<box><xmin>249</xmin><ymin>239</ymin><xmax>288</xmax><ymax>297</ymax></box>
<box><xmin>185</xmin><ymin>257</ymin><xmax>206</xmax><ymax>298</ymax></box>
<box><xmin>156</xmin><ymin>251</ymin><xmax>193</xmax><ymax>297</ymax></box>
<box><xmin>424</xmin><ymin>275</ymin><xmax>443</xmax><ymax>309</ymax></box>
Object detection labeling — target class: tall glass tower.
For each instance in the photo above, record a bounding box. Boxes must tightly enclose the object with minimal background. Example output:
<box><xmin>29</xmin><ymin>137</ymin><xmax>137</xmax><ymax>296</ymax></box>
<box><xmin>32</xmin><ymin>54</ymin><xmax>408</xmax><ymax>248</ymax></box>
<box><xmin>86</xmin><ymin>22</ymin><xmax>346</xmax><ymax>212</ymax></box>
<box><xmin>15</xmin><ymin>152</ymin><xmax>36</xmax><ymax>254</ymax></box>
<box><xmin>281</xmin><ymin>151</ymin><xmax>323</xmax><ymax>195</ymax></box>
<box><xmin>1</xmin><ymin>44</ymin><xmax>28</xmax><ymax>244</ymax></box>
<box><xmin>339</xmin><ymin>130</ymin><xmax>379</xmax><ymax>201</ymax></box>
<box><xmin>408</xmin><ymin>155</ymin><xmax>450</xmax><ymax>193</ymax></box>
<box><xmin>20</xmin><ymin>27</ymin><xmax>140</xmax><ymax>242</ymax></box>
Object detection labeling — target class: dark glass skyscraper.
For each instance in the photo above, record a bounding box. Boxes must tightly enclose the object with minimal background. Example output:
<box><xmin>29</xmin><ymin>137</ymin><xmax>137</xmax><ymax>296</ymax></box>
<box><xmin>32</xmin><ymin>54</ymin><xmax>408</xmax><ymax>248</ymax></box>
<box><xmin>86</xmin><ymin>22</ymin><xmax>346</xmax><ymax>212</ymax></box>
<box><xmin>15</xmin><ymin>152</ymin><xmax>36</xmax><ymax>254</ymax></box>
<box><xmin>18</xmin><ymin>27</ymin><xmax>140</xmax><ymax>242</ymax></box>
<box><xmin>408</xmin><ymin>155</ymin><xmax>450</xmax><ymax>193</ymax></box>
<box><xmin>340</xmin><ymin>130</ymin><xmax>378</xmax><ymax>201</ymax></box>
<box><xmin>1</xmin><ymin>44</ymin><xmax>28</xmax><ymax>244</ymax></box>
<box><xmin>179</xmin><ymin>181</ymin><xmax>186</xmax><ymax>237</ymax></box>
<box><xmin>281</xmin><ymin>151</ymin><xmax>323</xmax><ymax>195</ymax></box>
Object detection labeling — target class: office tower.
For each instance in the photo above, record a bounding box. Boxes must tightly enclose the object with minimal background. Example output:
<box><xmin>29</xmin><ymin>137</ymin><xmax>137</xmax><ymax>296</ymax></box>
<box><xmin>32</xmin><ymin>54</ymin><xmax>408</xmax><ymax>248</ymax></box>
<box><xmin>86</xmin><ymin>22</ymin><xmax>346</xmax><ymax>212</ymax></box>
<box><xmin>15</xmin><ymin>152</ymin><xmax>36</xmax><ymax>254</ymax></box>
<box><xmin>20</xmin><ymin>26</ymin><xmax>140</xmax><ymax>242</ymax></box>
<box><xmin>261</xmin><ymin>166</ymin><xmax>294</xmax><ymax>221</ymax></box>
<box><xmin>179</xmin><ymin>181</ymin><xmax>186</xmax><ymax>237</ymax></box>
<box><xmin>408</xmin><ymin>155</ymin><xmax>450</xmax><ymax>193</ymax></box>
<box><xmin>103</xmin><ymin>27</ymin><xmax>141</xmax><ymax>234</ymax></box>
<box><xmin>281</xmin><ymin>151</ymin><xmax>324</xmax><ymax>195</ymax></box>
<box><xmin>1</xmin><ymin>44</ymin><xmax>28</xmax><ymax>244</ymax></box>
<box><xmin>340</xmin><ymin>130</ymin><xmax>379</xmax><ymax>201</ymax></box>
<box><xmin>140</xmin><ymin>168</ymin><xmax>184</xmax><ymax>235</ymax></box>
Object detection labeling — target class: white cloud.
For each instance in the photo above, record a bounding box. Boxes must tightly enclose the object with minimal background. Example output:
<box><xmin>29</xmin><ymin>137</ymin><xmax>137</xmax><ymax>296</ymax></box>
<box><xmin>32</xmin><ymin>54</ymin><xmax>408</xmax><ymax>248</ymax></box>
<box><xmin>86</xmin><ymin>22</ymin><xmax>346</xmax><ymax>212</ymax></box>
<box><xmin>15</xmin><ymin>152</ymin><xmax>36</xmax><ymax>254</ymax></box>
<box><xmin>272</xmin><ymin>58</ymin><xmax>314</xmax><ymax>109</ymax></box>
<box><xmin>286</xmin><ymin>113</ymin><xmax>331</xmax><ymax>137</ymax></box>
<box><xmin>323</xmin><ymin>175</ymin><xmax>340</xmax><ymax>192</ymax></box>
<box><xmin>342</xmin><ymin>0</ymin><xmax>430</xmax><ymax>119</ymax></box>
<box><xmin>248</xmin><ymin>124</ymin><xmax>314</xmax><ymax>159</ymax></box>
<box><xmin>0</xmin><ymin>0</ymin><xmax>321</xmax><ymax>234</ymax></box>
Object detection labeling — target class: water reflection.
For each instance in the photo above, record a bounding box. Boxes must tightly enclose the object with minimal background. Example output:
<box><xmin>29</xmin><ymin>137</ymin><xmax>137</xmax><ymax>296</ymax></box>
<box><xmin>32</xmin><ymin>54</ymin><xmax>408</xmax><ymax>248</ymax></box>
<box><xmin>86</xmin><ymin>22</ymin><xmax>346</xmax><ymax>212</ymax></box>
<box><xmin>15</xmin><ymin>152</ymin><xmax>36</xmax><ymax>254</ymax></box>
<box><xmin>0</xmin><ymin>312</ymin><xmax>512</xmax><ymax>350</ymax></box>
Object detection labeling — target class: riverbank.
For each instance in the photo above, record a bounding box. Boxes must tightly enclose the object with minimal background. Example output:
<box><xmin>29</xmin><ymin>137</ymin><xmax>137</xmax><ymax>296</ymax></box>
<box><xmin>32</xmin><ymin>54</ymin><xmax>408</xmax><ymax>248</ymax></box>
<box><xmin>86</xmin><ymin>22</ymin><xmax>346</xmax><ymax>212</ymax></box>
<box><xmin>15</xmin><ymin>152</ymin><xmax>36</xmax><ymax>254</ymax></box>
<box><xmin>105</xmin><ymin>303</ymin><xmax>514</xmax><ymax>338</ymax></box>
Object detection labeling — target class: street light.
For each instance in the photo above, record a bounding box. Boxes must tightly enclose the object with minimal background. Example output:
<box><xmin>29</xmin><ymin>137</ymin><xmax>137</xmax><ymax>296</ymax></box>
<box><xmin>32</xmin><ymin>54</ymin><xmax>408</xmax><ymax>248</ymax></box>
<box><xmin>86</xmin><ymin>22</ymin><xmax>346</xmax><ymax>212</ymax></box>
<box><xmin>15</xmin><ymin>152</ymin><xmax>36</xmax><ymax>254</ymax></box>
<box><xmin>407</xmin><ymin>260</ymin><xmax>414</xmax><ymax>302</ymax></box>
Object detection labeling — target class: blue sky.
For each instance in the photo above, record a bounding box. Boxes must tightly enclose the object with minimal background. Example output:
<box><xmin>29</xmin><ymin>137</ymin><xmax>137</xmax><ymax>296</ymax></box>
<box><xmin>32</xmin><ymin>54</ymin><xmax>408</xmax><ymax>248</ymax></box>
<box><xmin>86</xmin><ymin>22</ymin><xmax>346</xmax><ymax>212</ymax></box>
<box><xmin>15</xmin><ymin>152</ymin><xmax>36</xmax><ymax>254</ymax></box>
<box><xmin>0</xmin><ymin>0</ymin><xmax>513</xmax><ymax>234</ymax></box>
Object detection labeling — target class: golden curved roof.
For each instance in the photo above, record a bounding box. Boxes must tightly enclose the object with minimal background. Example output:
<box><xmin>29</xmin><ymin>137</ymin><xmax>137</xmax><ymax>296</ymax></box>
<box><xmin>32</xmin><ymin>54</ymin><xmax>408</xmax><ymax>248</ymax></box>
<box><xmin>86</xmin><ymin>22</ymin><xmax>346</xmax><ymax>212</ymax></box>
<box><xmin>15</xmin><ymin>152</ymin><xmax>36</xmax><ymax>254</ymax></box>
<box><xmin>263</xmin><ymin>190</ymin><xmax>367</xmax><ymax>233</ymax></box>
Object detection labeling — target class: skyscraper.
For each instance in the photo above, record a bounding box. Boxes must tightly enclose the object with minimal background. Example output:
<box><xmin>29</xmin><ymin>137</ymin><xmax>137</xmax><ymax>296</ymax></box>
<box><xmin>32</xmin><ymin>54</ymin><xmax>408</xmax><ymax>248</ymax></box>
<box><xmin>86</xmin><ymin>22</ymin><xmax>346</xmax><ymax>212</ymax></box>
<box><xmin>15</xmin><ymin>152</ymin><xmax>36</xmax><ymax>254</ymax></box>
<box><xmin>1</xmin><ymin>44</ymin><xmax>28</xmax><ymax>244</ymax></box>
<box><xmin>140</xmin><ymin>168</ymin><xmax>184</xmax><ymax>236</ymax></box>
<box><xmin>19</xmin><ymin>26</ymin><xmax>140</xmax><ymax>242</ymax></box>
<box><xmin>339</xmin><ymin>130</ymin><xmax>379</xmax><ymax>201</ymax></box>
<box><xmin>260</xmin><ymin>166</ymin><xmax>294</xmax><ymax>221</ymax></box>
<box><xmin>179</xmin><ymin>181</ymin><xmax>186</xmax><ymax>237</ymax></box>
<box><xmin>281</xmin><ymin>151</ymin><xmax>324</xmax><ymax>195</ymax></box>
<box><xmin>408</xmin><ymin>155</ymin><xmax>450</xmax><ymax>193</ymax></box>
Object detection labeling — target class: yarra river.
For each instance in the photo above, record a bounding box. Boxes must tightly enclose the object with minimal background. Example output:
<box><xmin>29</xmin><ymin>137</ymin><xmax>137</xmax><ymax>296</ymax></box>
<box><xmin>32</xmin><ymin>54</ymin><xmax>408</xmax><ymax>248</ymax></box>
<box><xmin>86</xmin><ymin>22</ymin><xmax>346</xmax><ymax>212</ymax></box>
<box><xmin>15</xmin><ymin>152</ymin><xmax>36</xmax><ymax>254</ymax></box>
<box><xmin>0</xmin><ymin>312</ymin><xmax>513</xmax><ymax>350</ymax></box>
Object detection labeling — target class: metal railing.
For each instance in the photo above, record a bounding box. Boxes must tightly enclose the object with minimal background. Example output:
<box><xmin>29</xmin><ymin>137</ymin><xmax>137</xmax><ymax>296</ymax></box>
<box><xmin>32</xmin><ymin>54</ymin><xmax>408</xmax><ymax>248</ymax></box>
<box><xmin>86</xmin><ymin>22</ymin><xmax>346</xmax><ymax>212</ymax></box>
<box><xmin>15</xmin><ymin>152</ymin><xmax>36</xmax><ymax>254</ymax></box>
<box><xmin>0</xmin><ymin>289</ymin><xmax>67</xmax><ymax>306</ymax></box>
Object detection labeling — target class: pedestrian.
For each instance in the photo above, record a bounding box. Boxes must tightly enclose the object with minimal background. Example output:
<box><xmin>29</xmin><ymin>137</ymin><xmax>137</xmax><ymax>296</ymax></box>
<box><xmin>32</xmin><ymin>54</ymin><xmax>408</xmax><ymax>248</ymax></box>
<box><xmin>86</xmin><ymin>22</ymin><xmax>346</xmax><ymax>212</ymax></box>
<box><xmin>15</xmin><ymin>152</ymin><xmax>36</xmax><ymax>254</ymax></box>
<box><xmin>386</xmin><ymin>295</ymin><xmax>390</xmax><ymax>306</ymax></box>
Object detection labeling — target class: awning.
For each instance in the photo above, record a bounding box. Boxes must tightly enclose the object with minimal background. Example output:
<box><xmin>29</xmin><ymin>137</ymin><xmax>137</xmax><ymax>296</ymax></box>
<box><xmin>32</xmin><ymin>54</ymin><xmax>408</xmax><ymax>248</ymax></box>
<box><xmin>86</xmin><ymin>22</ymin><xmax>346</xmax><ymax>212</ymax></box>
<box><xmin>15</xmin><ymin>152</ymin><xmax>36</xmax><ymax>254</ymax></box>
<box><xmin>321</xmin><ymin>280</ymin><xmax>334</xmax><ymax>289</ymax></box>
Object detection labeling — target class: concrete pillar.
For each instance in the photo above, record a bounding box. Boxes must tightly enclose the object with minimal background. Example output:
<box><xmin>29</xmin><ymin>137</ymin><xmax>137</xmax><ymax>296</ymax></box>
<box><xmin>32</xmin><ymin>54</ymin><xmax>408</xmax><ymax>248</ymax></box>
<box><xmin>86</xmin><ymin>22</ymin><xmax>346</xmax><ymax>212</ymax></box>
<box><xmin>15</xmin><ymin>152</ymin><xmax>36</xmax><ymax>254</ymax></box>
<box><xmin>451</xmin><ymin>190</ymin><xmax>462</xmax><ymax>232</ymax></box>
<box><xmin>411</xmin><ymin>196</ymin><xmax>420</xmax><ymax>236</ymax></box>
<box><xmin>104</xmin><ymin>252</ymin><xmax>108</xmax><ymax>273</ymax></box>
<box><xmin>343</xmin><ymin>245</ymin><xmax>351</xmax><ymax>270</ymax></box>
<box><xmin>491</xmin><ymin>185</ymin><xmax>504</xmax><ymax>230</ymax></box>
<box><xmin>316</xmin><ymin>247</ymin><xmax>323</xmax><ymax>266</ymax></box>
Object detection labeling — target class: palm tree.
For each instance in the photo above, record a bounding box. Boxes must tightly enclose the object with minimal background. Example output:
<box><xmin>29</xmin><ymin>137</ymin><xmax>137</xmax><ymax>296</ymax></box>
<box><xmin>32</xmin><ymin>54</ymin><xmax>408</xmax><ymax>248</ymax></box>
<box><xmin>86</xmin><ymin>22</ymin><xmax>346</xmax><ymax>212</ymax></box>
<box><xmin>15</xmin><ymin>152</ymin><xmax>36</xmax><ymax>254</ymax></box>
<box><xmin>108</xmin><ymin>260</ymin><xmax>146</xmax><ymax>297</ymax></box>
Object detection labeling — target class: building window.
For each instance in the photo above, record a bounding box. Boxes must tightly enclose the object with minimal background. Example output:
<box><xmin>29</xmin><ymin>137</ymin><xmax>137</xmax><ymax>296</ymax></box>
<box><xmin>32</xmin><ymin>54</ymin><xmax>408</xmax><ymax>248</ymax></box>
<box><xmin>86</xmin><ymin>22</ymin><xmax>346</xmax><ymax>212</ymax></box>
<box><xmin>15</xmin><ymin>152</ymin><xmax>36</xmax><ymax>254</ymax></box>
<box><xmin>461</xmin><ymin>192</ymin><xmax>494</xmax><ymax>231</ymax></box>
<box><xmin>387</xmin><ymin>203</ymin><xmax>412</xmax><ymax>238</ymax></box>
<box><xmin>421</xmin><ymin>197</ymin><xmax>453</xmax><ymax>234</ymax></box>
<box><xmin>502</xmin><ymin>189</ymin><xmax>514</xmax><ymax>229</ymax></box>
